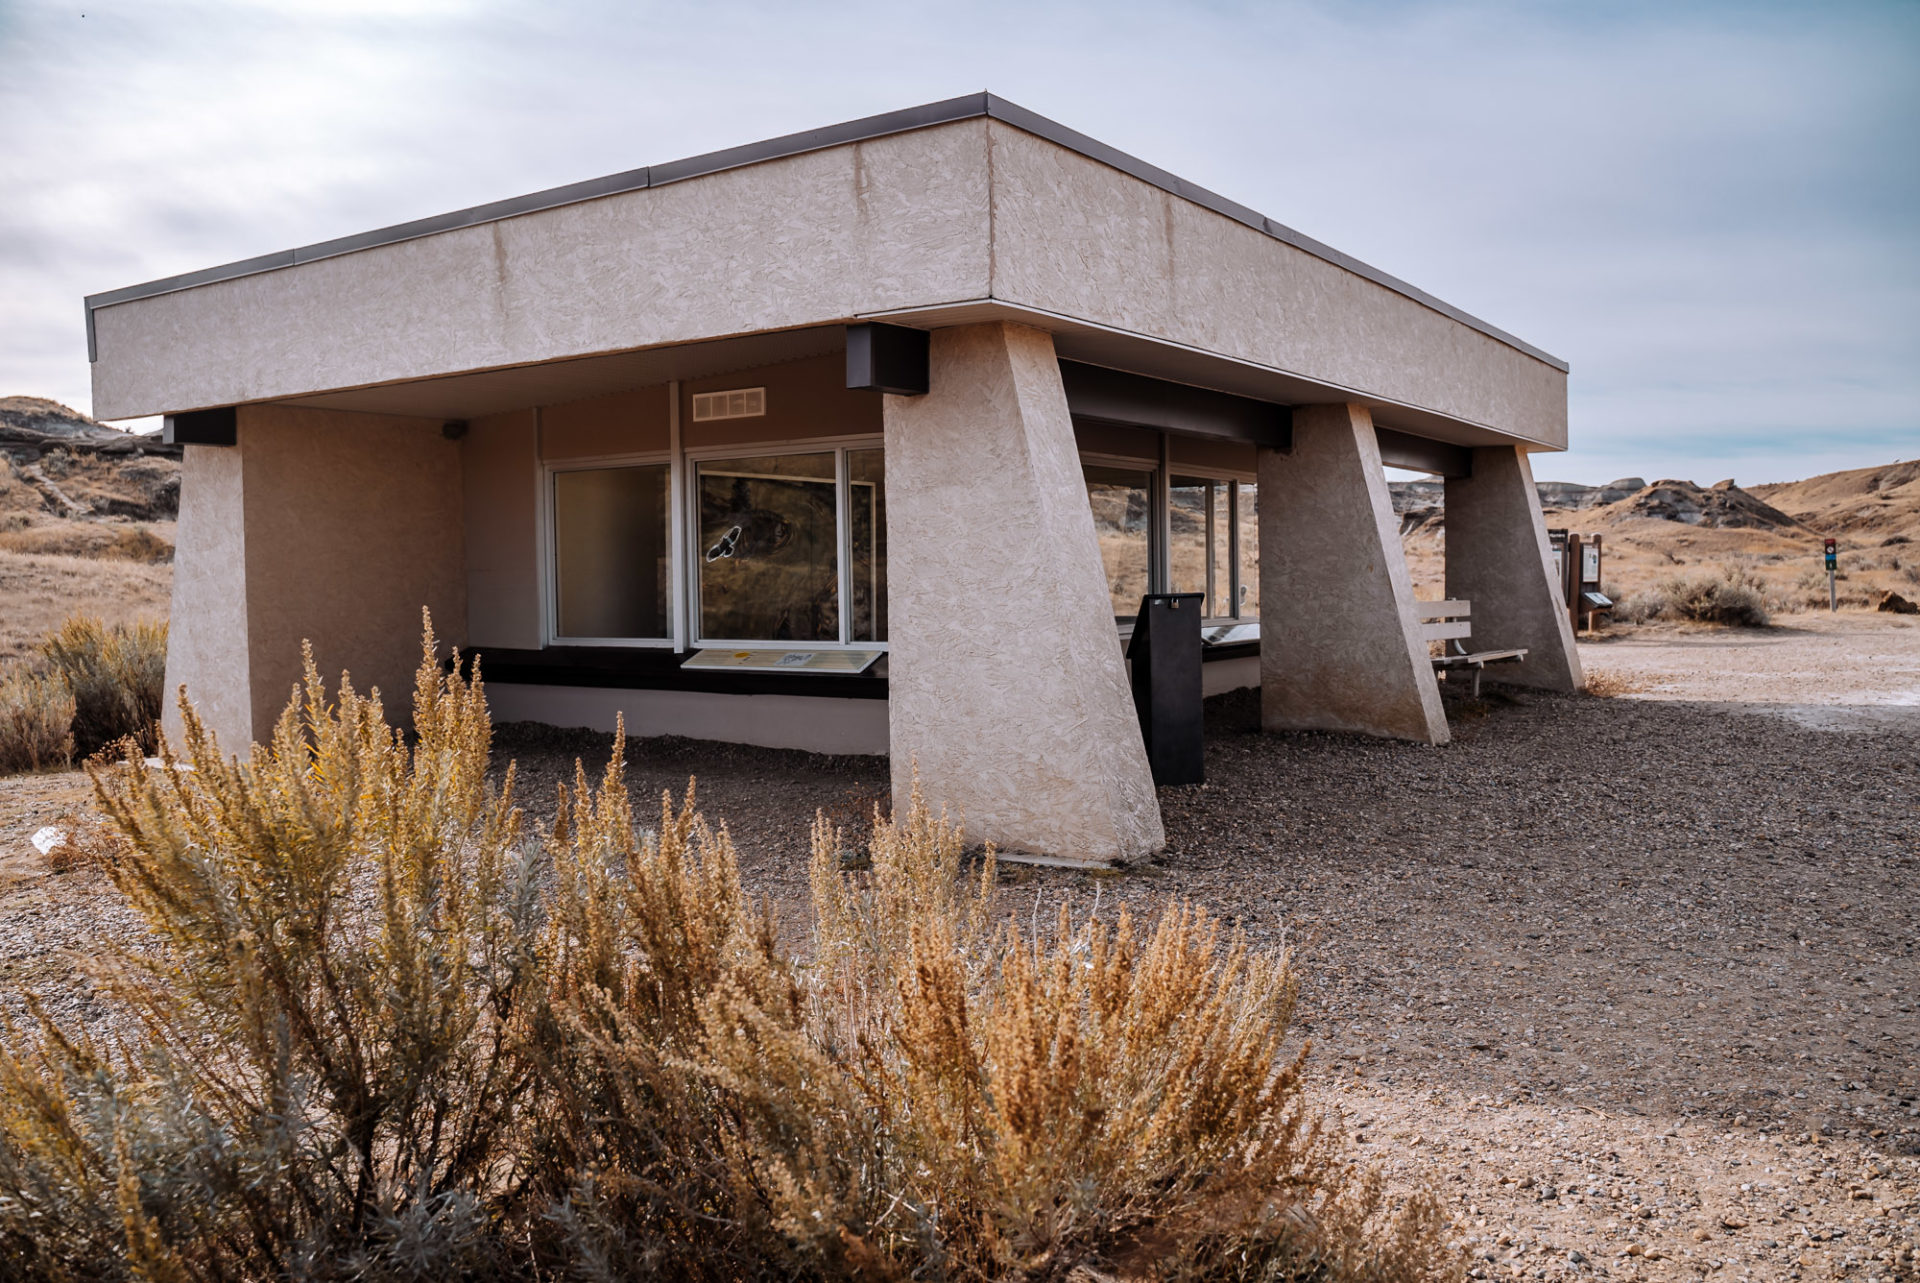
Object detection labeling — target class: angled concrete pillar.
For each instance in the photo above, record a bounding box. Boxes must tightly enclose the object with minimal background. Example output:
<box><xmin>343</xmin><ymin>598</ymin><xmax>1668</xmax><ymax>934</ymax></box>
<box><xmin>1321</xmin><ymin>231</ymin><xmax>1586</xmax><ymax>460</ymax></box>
<box><xmin>883</xmin><ymin>322</ymin><xmax>1164</xmax><ymax>864</ymax></box>
<box><xmin>1444</xmin><ymin>446</ymin><xmax>1583</xmax><ymax>691</ymax></box>
<box><xmin>1258</xmin><ymin>403</ymin><xmax>1449</xmax><ymax>744</ymax></box>
<box><xmin>162</xmin><ymin>444</ymin><xmax>254</xmax><ymax>749</ymax></box>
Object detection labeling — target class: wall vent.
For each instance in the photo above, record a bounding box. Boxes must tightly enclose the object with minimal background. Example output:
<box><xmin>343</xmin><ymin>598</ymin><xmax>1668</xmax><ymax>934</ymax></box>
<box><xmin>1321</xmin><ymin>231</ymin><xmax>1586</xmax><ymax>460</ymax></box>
<box><xmin>691</xmin><ymin>387</ymin><xmax>766</xmax><ymax>422</ymax></box>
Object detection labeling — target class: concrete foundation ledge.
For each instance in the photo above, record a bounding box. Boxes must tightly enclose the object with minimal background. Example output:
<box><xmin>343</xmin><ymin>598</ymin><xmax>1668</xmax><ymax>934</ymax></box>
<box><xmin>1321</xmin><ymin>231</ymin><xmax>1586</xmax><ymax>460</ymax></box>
<box><xmin>482</xmin><ymin>683</ymin><xmax>889</xmax><ymax>756</ymax></box>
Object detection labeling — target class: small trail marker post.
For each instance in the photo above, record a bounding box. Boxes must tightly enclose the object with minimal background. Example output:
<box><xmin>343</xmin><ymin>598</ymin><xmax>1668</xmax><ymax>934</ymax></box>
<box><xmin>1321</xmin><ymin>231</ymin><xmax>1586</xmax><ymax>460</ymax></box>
<box><xmin>1825</xmin><ymin>537</ymin><xmax>1838</xmax><ymax>612</ymax></box>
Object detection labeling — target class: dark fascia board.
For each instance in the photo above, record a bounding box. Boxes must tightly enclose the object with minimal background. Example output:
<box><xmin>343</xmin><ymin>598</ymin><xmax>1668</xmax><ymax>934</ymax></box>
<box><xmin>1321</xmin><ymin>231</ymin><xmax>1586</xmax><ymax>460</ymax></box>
<box><xmin>1060</xmin><ymin>360</ymin><xmax>1290</xmax><ymax>449</ymax></box>
<box><xmin>845</xmin><ymin>322</ymin><xmax>931</xmax><ymax>395</ymax></box>
<box><xmin>83</xmin><ymin>92</ymin><xmax>1568</xmax><ymax>374</ymax></box>
<box><xmin>162</xmin><ymin>405</ymin><xmax>237</xmax><ymax>447</ymax></box>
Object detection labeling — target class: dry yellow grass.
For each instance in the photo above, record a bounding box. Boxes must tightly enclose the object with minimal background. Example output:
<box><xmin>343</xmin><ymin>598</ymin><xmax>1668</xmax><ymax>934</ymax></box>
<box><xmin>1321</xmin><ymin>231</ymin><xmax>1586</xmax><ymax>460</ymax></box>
<box><xmin>1580</xmin><ymin>668</ymin><xmax>1653</xmax><ymax>698</ymax></box>
<box><xmin>0</xmin><ymin>519</ymin><xmax>172</xmax><ymax>563</ymax></box>
<box><xmin>0</xmin><ymin>550</ymin><xmax>170</xmax><ymax>664</ymax></box>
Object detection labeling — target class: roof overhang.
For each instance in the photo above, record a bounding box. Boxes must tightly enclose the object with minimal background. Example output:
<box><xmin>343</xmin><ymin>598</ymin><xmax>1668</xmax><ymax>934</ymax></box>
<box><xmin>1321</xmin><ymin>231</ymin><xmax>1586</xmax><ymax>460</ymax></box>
<box><xmin>86</xmin><ymin>94</ymin><xmax>1569</xmax><ymax>450</ymax></box>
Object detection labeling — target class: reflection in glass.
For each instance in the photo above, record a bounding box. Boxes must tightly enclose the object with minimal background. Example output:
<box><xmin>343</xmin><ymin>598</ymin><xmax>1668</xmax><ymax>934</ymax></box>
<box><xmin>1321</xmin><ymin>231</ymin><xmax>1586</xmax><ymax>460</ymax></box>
<box><xmin>698</xmin><ymin>453</ymin><xmax>839</xmax><ymax>641</ymax></box>
<box><xmin>1236</xmin><ymin>481</ymin><xmax>1260</xmax><ymax>618</ymax></box>
<box><xmin>1213</xmin><ymin>482</ymin><xmax>1233</xmax><ymax>618</ymax></box>
<box><xmin>1169</xmin><ymin>476</ymin><xmax>1217</xmax><ymax>616</ymax></box>
<box><xmin>848</xmin><ymin>448</ymin><xmax>886</xmax><ymax>642</ymax></box>
<box><xmin>553</xmin><ymin>464</ymin><xmax>670</xmax><ymax>639</ymax></box>
<box><xmin>1085</xmin><ymin>465</ymin><xmax>1152</xmax><ymax>618</ymax></box>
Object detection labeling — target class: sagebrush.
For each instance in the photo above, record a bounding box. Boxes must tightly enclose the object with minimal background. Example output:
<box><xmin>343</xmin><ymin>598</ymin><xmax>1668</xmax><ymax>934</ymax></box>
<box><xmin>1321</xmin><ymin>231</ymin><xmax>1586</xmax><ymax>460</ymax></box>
<box><xmin>40</xmin><ymin>614</ymin><xmax>168</xmax><ymax>759</ymax></box>
<box><xmin>0</xmin><ymin>617</ymin><xmax>1458</xmax><ymax>1281</ymax></box>
<box><xmin>0</xmin><ymin>664</ymin><xmax>75</xmax><ymax>774</ymax></box>
<box><xmin>1615</xmin><ymin>565</ymin><xmax>1771</xmax><ymax>627</ymax></box>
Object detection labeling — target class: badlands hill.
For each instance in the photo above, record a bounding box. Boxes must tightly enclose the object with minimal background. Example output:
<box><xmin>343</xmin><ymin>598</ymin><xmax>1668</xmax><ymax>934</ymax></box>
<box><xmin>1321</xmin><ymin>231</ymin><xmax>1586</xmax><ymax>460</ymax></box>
<box><xmin>1750</xmin><ymin>459</ymin><xmax>1920</xmax><ymax>542</ymax></box>
<box><xmin>0</xmin><ymin>400</ymin><xmax>178</xmax><ymax>661</ymax></box>
<box><xmin>1396</xmin><ymin>462</ymin><xmax>1918</xmax><ymax>610</ymax></box>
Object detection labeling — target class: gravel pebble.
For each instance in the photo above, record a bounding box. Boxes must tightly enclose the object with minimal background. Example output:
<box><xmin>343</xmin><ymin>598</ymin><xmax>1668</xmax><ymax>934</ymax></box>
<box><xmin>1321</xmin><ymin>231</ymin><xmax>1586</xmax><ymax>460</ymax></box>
<box><xmin>3</xmin><ymin>616</ymin><xmax>1915</xmax><ymax>1279</ymax></box>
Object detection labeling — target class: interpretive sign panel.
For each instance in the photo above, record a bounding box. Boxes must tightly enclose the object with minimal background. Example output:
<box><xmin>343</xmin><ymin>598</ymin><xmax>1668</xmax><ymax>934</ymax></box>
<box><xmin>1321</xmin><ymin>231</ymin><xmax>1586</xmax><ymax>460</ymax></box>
<box><xmin>683</xmin><ymin>648</ymin><xmax>882</xmax><ymax>675</ymax></box>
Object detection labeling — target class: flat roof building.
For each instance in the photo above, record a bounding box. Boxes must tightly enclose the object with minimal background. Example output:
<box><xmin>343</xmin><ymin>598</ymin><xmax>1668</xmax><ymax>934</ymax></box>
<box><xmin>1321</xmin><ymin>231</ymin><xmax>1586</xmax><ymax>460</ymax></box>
<box><xmin>86</xmin><ymin>94</ymin><xmax>1581</xmax><ymax>865</ymax></box>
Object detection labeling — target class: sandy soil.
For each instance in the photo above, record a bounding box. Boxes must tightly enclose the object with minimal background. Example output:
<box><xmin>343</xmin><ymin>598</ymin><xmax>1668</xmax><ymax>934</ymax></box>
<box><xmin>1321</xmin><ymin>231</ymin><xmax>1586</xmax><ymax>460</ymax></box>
<box><xmin>1</xmin><ymin>620</ymin><xmax>1914</xmax><ymax>1280</ymax></box>
<box><xmin>1581</xmin><ymin>613</ymin><xmax>1920</xmax><ymax>732</ymax></box>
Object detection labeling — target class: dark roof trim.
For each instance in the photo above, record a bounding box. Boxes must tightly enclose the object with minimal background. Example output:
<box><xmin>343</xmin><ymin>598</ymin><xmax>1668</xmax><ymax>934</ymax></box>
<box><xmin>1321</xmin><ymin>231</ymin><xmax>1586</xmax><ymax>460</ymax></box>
<box><xmin>84</xmin><ymin>93</ymin><xmax>1568</xmax><ymax>373</ymax></box>
<box><xmin>1376</xmin><ymin>427</ymin><xmax>1472</xmax><ymax>478</ymax></box>
<box><xmin>1060</xmin><ymin>360</ymin><xmax>1291</xmax><ymax>449</ymax></box>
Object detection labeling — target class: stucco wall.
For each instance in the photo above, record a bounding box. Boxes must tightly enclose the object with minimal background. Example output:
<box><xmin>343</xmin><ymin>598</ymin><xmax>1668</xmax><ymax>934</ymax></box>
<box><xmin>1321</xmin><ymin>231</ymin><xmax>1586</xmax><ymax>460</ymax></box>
<box><xmin>93</xmin><ymin>117</ymin><xmax>1564</xmax><ymax>448</ymax></box>
<box><xmin>681</xmin><ymin>353</ymin><xmax>881</xmax><ymax>450</ymax></box>
<box><xmin>464</xmin><ymin>408</ymin><xmax>541</xmax><ymax>648</ymax></box>
<box><xmin>541</xmin><ymin>386</ymin><xmax>670</xmax><ymax>460</ymax></box>
<box><xmin>91</xmin><ymin>122</ymin><xmax>995</xmax><ymax>420</ymax></box>
<box><xmin>239</xmin><ymin>405</ymin><xmax>467</xmax><ymax>734</ymax></box>
<box><xmin>986</xmin><ymin>124</ymin><xmax>1566</xmax><ymax>446</ymax></box>
<box><xmin>1258</xmin><ymin>404</ymin><xmax>1449</xmax><ymax>744</ymax></box>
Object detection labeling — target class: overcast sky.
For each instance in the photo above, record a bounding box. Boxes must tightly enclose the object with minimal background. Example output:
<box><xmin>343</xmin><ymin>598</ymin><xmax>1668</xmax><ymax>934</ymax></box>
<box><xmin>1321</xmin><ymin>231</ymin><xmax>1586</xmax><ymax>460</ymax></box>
<box><xmin>2</xmin><ymin>0</ymin><xmax>1915</xmax><ymax>484</ymax></box>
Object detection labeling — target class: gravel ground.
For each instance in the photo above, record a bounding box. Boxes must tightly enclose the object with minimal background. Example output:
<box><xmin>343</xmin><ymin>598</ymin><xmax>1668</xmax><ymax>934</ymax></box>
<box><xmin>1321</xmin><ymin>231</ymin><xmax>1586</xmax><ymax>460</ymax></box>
<box><xmin>2</xmin><ymin>615</ymin><xmax>1915</xmax><ymax>1280</ymax></box>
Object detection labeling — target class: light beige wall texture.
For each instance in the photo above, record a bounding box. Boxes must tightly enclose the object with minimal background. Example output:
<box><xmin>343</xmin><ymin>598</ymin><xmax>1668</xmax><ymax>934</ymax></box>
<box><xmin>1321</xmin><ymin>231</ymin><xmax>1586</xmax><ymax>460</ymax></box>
<box><xmin>92</xmin><ymin>119</ymin><xmax>1563</xmax><ymax>451</ymax></box>
<box><xmin>1258</xmin><ymin>404</ymin><xmax>1449</xmax><ymax>745</ymax></box>
<box><xmin>91</xmin><ymin>123</ymin><xmax>996</xmax><ymax>420</ymax></box>
<box><xmin>162</xmin><ymin>406</ymin><xmax>467</xmax><ymax>749</ymax></box>
<box><xmin>160</xmin><ymin>445</ymin><xmax>252</xmax><ymax>750</ymax></box>
<box><xmin>239</xmin><ymin>406</ymin><xmax>467</xmax><ymax>737</ymax></box>
<box><xmin>463</xmin><ymin>409</ymin><xmax>541</xmax><ymax>649</ymax></box>
<box><xmin>884</xmin><ymin>323</ymin><xmax>1164</xmax><ymax>864</ymax></box>
<box><xmin>984</xmin><ymin>124</ymin><xmax>1566</xmax><ymax>447</ymax></box>
<box><xmin>1444</xmin><ymin>446</ymin><xmax>1584</xmax><ymax>692</ymax></box>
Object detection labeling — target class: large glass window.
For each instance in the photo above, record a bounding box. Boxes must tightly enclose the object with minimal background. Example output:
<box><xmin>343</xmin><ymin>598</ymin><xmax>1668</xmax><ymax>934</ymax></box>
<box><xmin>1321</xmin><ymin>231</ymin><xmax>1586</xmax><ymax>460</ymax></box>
<box><xmin>848</xmin><ymin>448</ymin><xmax>886</xmax><ymax>642</ymax></box>
<box><xmin>1083</xmin><ymin>455</ymin><xmax>1258</xmax><ymax>624</ymax></box>
<box><xmin>1236</xmin><ymin>482</ymin><xmax>1259</xmax><ymax>617</ymax></box>
<box><xmin>1213</xmin><ymin>482</ymin><xmax>1234</xmax><ymax>617</ymax></box>
<box><xmin>1085</xmin><ymin>465</ymin><xmax>1153</xmax><ymax>618</ymax></box>
<box><xmin>697</xmin><ymin>452</ymin><xmax>840</xmax><ymax>642</ymax></box>
<box><xmin>693</xmin><ymin>446</ymin><xmax>886</xmax><ymax>645</ymax></box>
<box><xmin>552</xmin><ymin>464</ymin><xmax>670</xmax><ymax>639</ymax></box>
<box><xmin>1169</xmin><ymin>476</ymin><xmax>1224</xmax><ymax>616</ymax></box>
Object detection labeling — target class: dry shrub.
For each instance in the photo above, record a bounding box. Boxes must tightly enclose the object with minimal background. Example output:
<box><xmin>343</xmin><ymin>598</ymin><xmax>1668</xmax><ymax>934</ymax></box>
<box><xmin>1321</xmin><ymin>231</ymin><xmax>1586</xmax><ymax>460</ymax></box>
<box><xmin>0</xmin><ymin>663</ymin><xmax>75</xmax><ymax>774</ymax></box>
<box><xmin>1615</xmin><ymin>566</ymin><xmax>1771</xmax><ymax>627</ymax></box>
<box><xmin>41</xmin><ymin>615</ymin><xmax>167</xmax><ymax>759</ymax></box>
<box><xmin>1582</xmin><ymin>669</ymin><xmax>1650</xmax><ymax>698</ymax></box>
<box><xmin>105</xmin><ymin>526</ymin><xmax>173</xmax><ymax>563</ymax></box>
<box><xmin>0</xmin><ymin>619</ymin><xmax>1457</xmax><ymax>1282</ymax></box>
<box><xmin>0</xmin><ymin>521</ymin><xmax>171</xmax><ymax>562</ymax></box>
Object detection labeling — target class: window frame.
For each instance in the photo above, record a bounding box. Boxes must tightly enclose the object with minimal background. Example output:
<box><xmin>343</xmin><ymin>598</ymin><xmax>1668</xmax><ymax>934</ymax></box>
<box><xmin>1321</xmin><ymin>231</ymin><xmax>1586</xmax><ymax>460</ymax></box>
<box><xmin>682</xmin><ymin>433</ymin><xmax>887</xmax><ymax>652</ymax></box>
<box><xmin>1081</xmin><ymin>446</ymin><xmax>1257</xmax><ymax>629</ymax></box>
<box><xmin>540</xmin><ymin>449</ymin><xmax>678</xmax><ymax>650</ymax></box>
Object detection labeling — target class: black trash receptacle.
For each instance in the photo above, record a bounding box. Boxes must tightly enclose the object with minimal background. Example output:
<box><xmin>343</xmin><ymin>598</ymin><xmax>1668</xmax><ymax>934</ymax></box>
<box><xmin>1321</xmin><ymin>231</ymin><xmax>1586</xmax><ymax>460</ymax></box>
<box><xmin>1127</xmin><ymin>592</ymin><xmax>1205</xmax><ymax>786</ymax></box>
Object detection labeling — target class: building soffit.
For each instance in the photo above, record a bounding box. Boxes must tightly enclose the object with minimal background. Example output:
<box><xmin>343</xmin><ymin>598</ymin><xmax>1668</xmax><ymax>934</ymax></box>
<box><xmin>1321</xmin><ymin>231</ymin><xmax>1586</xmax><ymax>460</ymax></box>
<box><xmin>84</xmin><ymin>94</ymin><xmax>1567</xmax><ymax>378</ymax></box>
<box><xmin>281</xmin><ymin>312</ymin><xmax>1535</xmax><ymax>457</ymax></box>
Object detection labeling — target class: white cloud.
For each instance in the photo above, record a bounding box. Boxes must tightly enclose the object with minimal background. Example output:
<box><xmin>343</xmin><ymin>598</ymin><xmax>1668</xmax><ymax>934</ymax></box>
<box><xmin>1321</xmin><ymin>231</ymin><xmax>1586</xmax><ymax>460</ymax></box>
<box><xmin>1</xmin><ymin>0</ymin><xmax>1914</xmax><ymax>483</ymax></box>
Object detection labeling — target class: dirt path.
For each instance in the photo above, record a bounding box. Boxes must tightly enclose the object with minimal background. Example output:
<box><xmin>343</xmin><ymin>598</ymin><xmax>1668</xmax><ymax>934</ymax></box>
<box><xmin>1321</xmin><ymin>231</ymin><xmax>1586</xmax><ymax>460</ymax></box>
<box><xmin>1581</xmin><ymin>612</ymin><xmax>1920</xmax><ymax>732</ymax></box>
<box><xmin>1</xmin><ymin>618</ymin><xmax>1914</xmax><ymax>1280</ymax></box>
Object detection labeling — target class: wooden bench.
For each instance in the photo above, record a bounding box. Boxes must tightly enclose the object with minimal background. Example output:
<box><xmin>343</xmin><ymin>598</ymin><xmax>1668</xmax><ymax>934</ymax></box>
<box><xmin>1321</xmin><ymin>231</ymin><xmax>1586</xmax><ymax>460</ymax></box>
<box><xmin>1416</xmin><ymin>600</ymin><xmax>1526</xmax><ymax>698</ymax></box>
